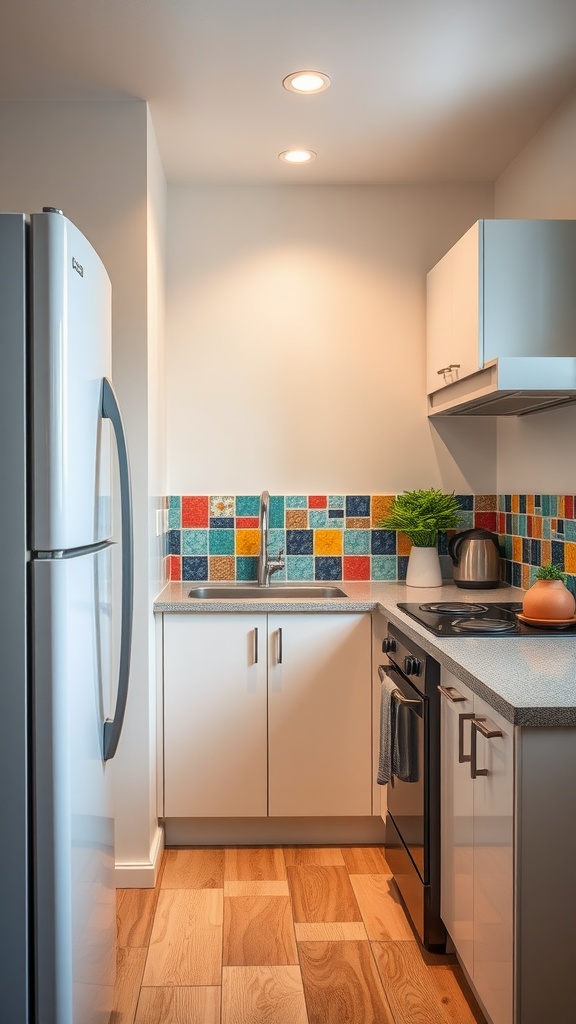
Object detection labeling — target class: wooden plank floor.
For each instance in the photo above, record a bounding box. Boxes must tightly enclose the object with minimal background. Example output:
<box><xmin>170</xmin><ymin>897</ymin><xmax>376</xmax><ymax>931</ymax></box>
<box><xmin>113</xmin><ymin>845</ymin><xmax>486</xmax><ymax>1024</ymax></box>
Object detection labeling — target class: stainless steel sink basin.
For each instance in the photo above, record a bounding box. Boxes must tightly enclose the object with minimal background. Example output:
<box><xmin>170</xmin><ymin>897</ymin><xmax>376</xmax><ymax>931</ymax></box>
<box><xmin>187</xmin><ymin>584</ymin><xmax>347</xmax><ymax>599</ymax></box>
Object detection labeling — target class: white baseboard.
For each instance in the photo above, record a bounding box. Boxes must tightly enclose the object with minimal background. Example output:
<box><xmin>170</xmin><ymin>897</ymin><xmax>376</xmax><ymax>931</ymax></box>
<box><xmin>115</xmin><ymin>824</ymin><xmax>165</xmax><ymax>888</ymax></box>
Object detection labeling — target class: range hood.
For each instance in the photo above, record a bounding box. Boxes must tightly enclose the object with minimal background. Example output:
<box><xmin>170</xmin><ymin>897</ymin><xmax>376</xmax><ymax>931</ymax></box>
<box><xmin>427</xmin><ymin>357</ymin><xmax>576</xmax><ymax>417</ymax></box>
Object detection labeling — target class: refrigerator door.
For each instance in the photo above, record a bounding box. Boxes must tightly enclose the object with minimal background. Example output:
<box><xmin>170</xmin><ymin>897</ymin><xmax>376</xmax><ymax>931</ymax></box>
<box><xmin>32</xmin><ymin>547</ymin><xmax>115</xmax><ymax>1024</ymax></box>
<box><xmin>30</xmin><ymin>210</ymin><xmax>112</xmax><ymax>552</ymax></box>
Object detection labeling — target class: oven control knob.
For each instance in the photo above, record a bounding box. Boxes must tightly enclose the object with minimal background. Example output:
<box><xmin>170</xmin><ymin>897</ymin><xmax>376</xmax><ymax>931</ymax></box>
<box><xmin>404</xmin><ymin>656</ymin><xmax>421</xmax><ymax>677</ymax></box>
<box><xmin>382</xmin><ymin>637</ymin><xmax>396</xmax><ymax>654</ymax></box>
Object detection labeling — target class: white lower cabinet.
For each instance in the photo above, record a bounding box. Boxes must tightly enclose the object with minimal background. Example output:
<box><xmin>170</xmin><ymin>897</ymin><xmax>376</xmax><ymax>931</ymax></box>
<box><xmin>440</xmin><ymin>670</ymin><xmax>513</xmax><ymax>1024</ymax></box>
<box><xmin>162</xmin><ymin>612</ymin><xmax>372</xmax><ymax>818</ymax></box>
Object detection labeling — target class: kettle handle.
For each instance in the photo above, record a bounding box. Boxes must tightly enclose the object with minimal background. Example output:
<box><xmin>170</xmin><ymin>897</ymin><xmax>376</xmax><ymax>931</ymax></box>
<box><xmin>448</xmin><ymin>532</ymin><xmax>464</xmax><ymax>566</ymax></box>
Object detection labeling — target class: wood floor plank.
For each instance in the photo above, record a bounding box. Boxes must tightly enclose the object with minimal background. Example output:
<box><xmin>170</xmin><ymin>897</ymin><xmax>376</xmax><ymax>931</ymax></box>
<box><xmin>116</xmin><ymin>889</ymin><xmax>159</xmax><ymax>948</ymax></box>
<box><xmin>112</xmin><ymin>947</ymin><xmax>147</xmax><ymax>1024</ymax></box>
<box><xmin>340</xmin><ymin>845</ymin><xmax>392</xmax><ymax>874</ymax></box>
<box><xmin>142</xmin><ymin>889</ymin><xmax>223</xmax><ymax>986</ymax></box>
<box><xmin>349</xmin><ymin>874</ymin><xmax>415</xmax><ymax>941</ymax></box>
<box><xmin>224</xmin><ymin>880</ymin><xmax>289</xmax><ymax>897</ymax></box>
<box><xmin>286</xmin><ymin>864</ymin><xmax>362</xmax><ymax>923</ymax></box>
<box><xmin>295</xmin><ymin>921</ymin><xmax>368</xmax><ymax>941</ymax></box>
<box><xmin>222</xmin><ymin>965</ymin><xmax>308</xmax><ymax>1024</ymax></box>
<box><xmin>298</xmin><ymin>940</ymin><xmax>396</xmax><ymax>1024</ymax></box>
<box><xmin>283</xmin><ymin>846</ymin><xmax>346</xmax><ymax>866</ymax></box>
<box><xmin>225</xmin><ymin>846</ymin><xmax>287</xmax><ymax>881</ymax></box>
<box><xmin>134</xmin><ymin>986</ymin><xmax>220</xmax><ymax>1023</ymax></box>
<box><xmin>223</xmin><ymin>895</ymin><xmax>298</xmax><ymax>965</ymax></box>
<box><xmin>161</xmin><ymin>847</ymin><xmax>225</xmax><ymax>889</ymax></box>
<box><xmin>371</xmin><ymin>940</ymin><xmax>486</xmax><ymax>1024</ymax></box>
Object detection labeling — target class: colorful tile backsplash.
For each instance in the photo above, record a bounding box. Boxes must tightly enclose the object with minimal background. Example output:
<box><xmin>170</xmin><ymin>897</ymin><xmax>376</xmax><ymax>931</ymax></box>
<box><xmin>164</xmin><ymin>494</ymin><xmax>501</xmax><ymax>584</ymax></box>
<box><xmin>498</xmin><ymin>494</ymin><xmax>576</xmax><ymax>592</ymax></box>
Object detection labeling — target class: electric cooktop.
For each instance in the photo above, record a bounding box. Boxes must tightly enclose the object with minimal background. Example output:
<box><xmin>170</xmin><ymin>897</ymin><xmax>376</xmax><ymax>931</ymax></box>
<box><xmin>397</xmin><ymin>601</ymin><xmax>576</xmax><ymax>637</ymax></box>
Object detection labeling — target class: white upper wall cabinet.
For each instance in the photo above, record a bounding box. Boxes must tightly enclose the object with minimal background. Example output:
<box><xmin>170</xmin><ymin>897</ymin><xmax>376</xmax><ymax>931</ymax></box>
<box><xmin>426</xmin><ymin>219</ymin><xmax>576</xmax><ymax>415</ymax></box>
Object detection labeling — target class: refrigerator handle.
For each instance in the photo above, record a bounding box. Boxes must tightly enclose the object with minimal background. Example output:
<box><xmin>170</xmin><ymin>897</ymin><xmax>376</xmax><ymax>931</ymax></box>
<box><xmin>101</xmin><ymin>377</ymin><xmax>134</xmax><ymax>762</ymax></box>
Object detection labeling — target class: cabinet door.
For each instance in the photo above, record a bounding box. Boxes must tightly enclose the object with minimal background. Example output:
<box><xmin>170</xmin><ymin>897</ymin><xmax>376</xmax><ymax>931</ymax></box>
<box><xmin>471</xmin><ymin>694</ymin><xmax>514</xmax><ymax>1024</ymax></box>
<box><xmin>426</xmin><ymin>250</ymin><xmax>453</xmax><ymax>395</ymax></box>
<box><xmin>163</xmin><ymin>613</ymin><xmax>268</xmax><ymax>817</ymax></box>
<box><xmin>439</xmin><ymin>671</ymin><xmax>474</xmax><ymax>980</ymax></box>
<box><xmin>267</xmin><ymin>613</ymin><xmax>372</xmax><ymax>817</ymax></box>
<box><xmin>426</xmin><ymin>222</ymin><xmax>480</xmax><ymax>395</ymax></box>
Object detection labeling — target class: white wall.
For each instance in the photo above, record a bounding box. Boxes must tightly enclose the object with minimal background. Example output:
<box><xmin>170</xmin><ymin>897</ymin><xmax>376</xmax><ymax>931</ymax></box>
<box><xmin>494</xmin><ymin>88</ymin><xmax>576</xmax><ymax>493</ymax></box>
<box><xmin>0</xmin><ymin>99</ymin><xmax>164</xmax><ymax>884</ymax></box>
<box><xmin>166</xmin><ymin>183</ymin><xmax>496</xmax><ymax>496</ymax></box>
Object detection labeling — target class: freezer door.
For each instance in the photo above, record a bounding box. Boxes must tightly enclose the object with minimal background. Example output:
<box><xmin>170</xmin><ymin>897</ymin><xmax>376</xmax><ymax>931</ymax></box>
<box><xmin>30</xmin><ymin>210</ymin><xmax>112</xmax><ymax>551</ymax></box>
<box><xmin>32</xmin><ymin>548</ymin><xmax>115</xmax><ymax>1024</ymax></box>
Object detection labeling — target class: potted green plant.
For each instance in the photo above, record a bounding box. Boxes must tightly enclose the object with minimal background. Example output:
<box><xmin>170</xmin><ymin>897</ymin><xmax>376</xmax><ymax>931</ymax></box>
<box><xmin>522</xmin><ymin>563</ymin><xmax>576</xmax><ymax>621</ymax></box>
<box><xmin>379</xmin><ymin>488</ymin><xmax>462</xmax><ymax>587</ymax></box>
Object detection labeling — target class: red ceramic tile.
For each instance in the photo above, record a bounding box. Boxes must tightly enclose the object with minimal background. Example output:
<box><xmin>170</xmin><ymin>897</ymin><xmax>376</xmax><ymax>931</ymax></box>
<box><xmin>474</xmin><ymin>511</ymin><xmax>497</xmax><ymax>532</ymax></box>
<box><xmin>565</xmin><ymin>496</ymin><xmax>574</xmax><ymax>519</ymax></box>
<box><xmin>527</xmin><ymin>515</ymin><xmax>534</xmax><ymax>537</ymax></box>
<box><xmin>236</xmin><ymin>517</ymin><xmax>259</xmax><ymax>529</ymax></box>
<box><xmin>308</xmin><ymin>495</ymin><xmax>327</xmax><ymax>508</ymax></box>
<box><xmin>343</xmin><ymin>555</ymin><xmax>370</xmax><ymax>581</ymax></box>
<box><xmin>498</xmin><ymin>512</ymin><xmax>506</xmax><ymax>534</ymax></box>
<box><xmin>181</xmin><ymin>496</ymin><xmax>209</xmax><ymax>528</ymax></box>
<box><xmin>167</xmin><ymin>555</ymin><xmax>181</xmax><ymax>581</ymax></box>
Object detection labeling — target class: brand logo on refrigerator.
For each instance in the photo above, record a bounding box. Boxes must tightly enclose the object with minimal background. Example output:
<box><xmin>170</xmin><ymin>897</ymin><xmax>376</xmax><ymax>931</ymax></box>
<box><xmin>72</xmin><ymin>257</ymin><xmax>84</xmax><ymax>278</ymax></box>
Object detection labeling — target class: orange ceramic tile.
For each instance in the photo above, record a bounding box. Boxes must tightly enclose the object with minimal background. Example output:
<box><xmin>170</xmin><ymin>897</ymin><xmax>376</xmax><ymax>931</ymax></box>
<box><xmin>286</xmin><ymin>509</ymin><xmax>308</xmax><ymax>529</ymax></box>
<box><xmin>167</xmin><ymin>555</ymin><xmax>181</xmax><ymax>581</ymax></box>
<box><xmin>182</xmin><ymin>495</ymin><xmax>209</xmax><ymax>528</ymax></box>
<box><xmin>521</xmin><ymin>564</ymin><xmax>531</xmax><ymax>589</ymax></box>
<box><xmin>236</xmin><ymin>529</ymin><xmax>260</xmax><ymax>556</ymax></box>
<box><xmin>558</xmin><ymin>496</ymin><xmax>566</xmax><ymax>517</ymax></box>
<box><xmin>209</xmin><ymin>556</ymin><xmax>235</xmax><ymax>580</ymax></box>
<box><xmin>541</xmin><ymin>540</ymin><xmax>552</xmax><ymax>564</ymax></box>
<box><xmin>527</xmin><ymin>495</ymin><xmax>535</xmax><ymax>515</ymax></box>
<box><xmin>345</xmin><ymin>517</ymin><xmax>370</xmax><ymax>530</ymax></box>
<box><xmin>564</xmin><ymin>543</ymin><xmax>576</xmax><ymax>573</ymax></box>
<box><xmin>565</xmin><ymin>496</ymin><xmax>575</xmax><ymax>519</ymax></box>
<box><xmin>343</xmin><ymin>556</ymin><xmax>370</xmax><ymax>580</ymax></box>
<box><xmin>308</xmin><ymin>496</ymin><xmax>327</xmax><ymax>509</ymax></box>
<box><xmin>512</xmin><ymin>494</ymin><xmax>520</xmax><ymax>514</ymax></box>
<box><xmin>236</xmin><ymin>517</ymin><xmax>259</xmax><ymax>529</ymax></box>
<box><xmin>532</xmin><ymin>516</ymin><xmax>542</xmax><ymax>539</ymax></box>
<box><xmin>397</xmin><ymin>533</ymin><xmax>412</xmax><ymax>557</ymax></box>
<box><xmin>513</xmin><ymin>537</ymin><xmax>522</xmax><ymax>562</ymax></box>
<box><xmin>314</xmin><ymin>530</ymin><xmax>343</xmax><ymax>556</ymax></box>
<box><xmin>371</xmin><ymin>496</ymin><xmax>395</xmax><ymax>527</ymax></box>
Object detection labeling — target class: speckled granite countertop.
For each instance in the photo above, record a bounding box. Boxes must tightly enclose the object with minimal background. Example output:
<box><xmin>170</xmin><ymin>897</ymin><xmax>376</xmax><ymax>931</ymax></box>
<box><xmin>154</xmin><ymin>580</ymin><xmax>576</xmax><ymax>727</ymax></box>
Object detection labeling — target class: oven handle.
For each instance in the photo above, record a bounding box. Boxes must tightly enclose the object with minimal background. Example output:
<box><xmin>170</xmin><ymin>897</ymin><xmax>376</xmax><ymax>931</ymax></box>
<box><xmin>378</xmin><ymin>664</ymin><xmax>422</xmax><ymax>707</ymax></box>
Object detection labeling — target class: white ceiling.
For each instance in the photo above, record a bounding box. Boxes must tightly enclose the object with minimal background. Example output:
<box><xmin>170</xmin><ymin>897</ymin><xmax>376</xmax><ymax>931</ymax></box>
<box><xmin>2</xmin><ymin>0</ymin><xmax>576</xmax><ymax>184</ymax></box>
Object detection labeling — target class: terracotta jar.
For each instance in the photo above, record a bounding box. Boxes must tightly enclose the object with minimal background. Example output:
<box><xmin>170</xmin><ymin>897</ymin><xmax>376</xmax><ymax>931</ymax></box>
<box><xmin>522</xmin><ymin>579</ymin><xmax>576</xmax><ymax>620</ymax></box>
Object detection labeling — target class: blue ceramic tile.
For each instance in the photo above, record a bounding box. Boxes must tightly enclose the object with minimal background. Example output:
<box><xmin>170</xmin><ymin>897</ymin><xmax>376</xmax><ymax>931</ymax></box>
<box><xmin>542</xmin><ymin>518</ymin><xmax>551</xmax><ymax>539</ymax></box>
<box><xmin>182</xmin><ymin>556</ymin><xmax>208</xmax><ymax>581</ymax></box>
<box><xmin>529</xmin><ymin>565</ymin><xmax>540</xmax><ymax>586</ymax></box>
<box><xmin>518</xmin><ymin>514</ymin><xmax>527</xmax><ymax>537</ymax></box>
<box><xmin>169</xmin><ymin>495</ymin><xmax>180</xmax><ymax>509</ymax></box>
<box><xmin>371</xmin><ymin>530</ymin><xmax>396</xmax><ymax>555</ymax></box>
<box><xmin>267</xmin><ymin>528</ymin><xmax>285</xmax><ymax>553</ymax></box>
<box><xmin>309</xmin><ymin>510</ymin><xmax>328</xmax><ymax>529</ymax></box>
<box><xmin>519</xmin><ymin>495</ymin><xmax>527</xmax><ymax>513</ymax></box>
<box><xmin>397</xmin><ymin>556</ymin><xmax>409</xmax><ymax>581</ymax></box>
<box><xmin>236</xmin><ymin>495</ymin><xmax>259</xmax><ymax>517</ymax></box>
<box><xmin>210</xmin><ymin>517</ymin><xmax>234</xmax><ymax>529</ymax></box>
<box><xmin>286</xmin><ymin>529</ymin><xmax>313</xmax><ymax>555</ymax></box>
<box><xmin>456</xmin><ymin>494</ymin><xmax>474</xmax><ymax>510</ymax></box>
<box><xmin>457</xmin><ymin>511</ymin><xmax>474</xmax><ymax>530</ymax></box>
<box><xmin>565</xmin><ymin>520</ymin><xmax>576</xmax><ymax>542</ymax></box>
<box><xmin>182</xmin><ymin>529</ymin><xmax>208</xmax><ymax>556</ymax></box>
<box><xmin>541</xmin><ymin>495</ymin><xmax>551</xmax><ymax>516</ymax></box>
<box><xmin>566</xmin><ymin>574</ymin><xmax>576</xmax><ymax>597</ymax></box>
<box><xmin>315</xmin><ymin>556</ymin><xmax>342</xmax><ymax>580</ymax></box>
<box><xmin>504</xmin><ymin>560</ymin><xmax>512</xmax><ymax>584</ymax></box>
<box><xmin>504</xmin><ymin>495</ymin><xmax>512</xmax><ymax>512</ymax></box>
<box><xmin>286</xmin><ymin>556</ymin><xmax>314</xmax><ymax>581</ymax></box>
<box><xmin>503</xmin><ymin>535</ymin><xmax>513</xmax><ymax>559</ymax></box>
<box><xmin>531</xmin><ymin>539</ymin><xmax>541</xmax><ymax>566</ymax></box>
<box><xmin>557</xmin><ymin>519</ymin><xmax>565</xmax><ymax>535</ymax></box>
<box><xmin>551</xmin><ymin>541</ymin><xmax>565</xmax><ymax>569</ymax></box>
<box><xmin>344</xmin><ymin>530</ymin><xmax>369</xmax><ymax>554</ymax></box>
<box><xmin>328</xmin><ymin>509</ymin><xmax>344</xmax><ymax>518</ymax></box>
<box><xmin>506</xmin><ymin>513</ymin><xmax>513</xmax><ymax>535</ymax></box>
<box><xmin>329</xmin><ymin>495</ymin><xmax>344</xmax><ymax>509</ymax></box>
<box><xmin>209</xmin><ymin>529</ymin><xmax>234</xmax><ymax>555</ymax></box>
<box><xmin>512</xmin><ymin>562</ymin><xmax>522</xmax><ymax>588</ymax></box>
<box><xmin>550</xmin><ymin>496</ymin><xmax>558</xmax><ymax>516</ymax></box>
<box><xmin>345</xmin><ymin>495</ymin><xmax>370</xmax><ymax>517</ymax></box>
<box><xmin>371</xmin><ymin>555</ymin><xmax>397</xmax><ymax>580</ymax></box>
<box><xmin>167</xmin><ymin>529</ymin><xmax>181</xmax><ymax>555</ymax></box>
<box><xmin>498</xmin><ymin>495</ymin><xmax>506</xmax><ymax>512</ymax></box>
<box><xmin>286</xmin><ymin>495</ymin><xmax>307</xmax><ymax>508</ymax></box>
<box><xmin>522</xmin><ymin>538</ymin><xmax>531</xmax><ymax>564</ymax></box>
<box><xmin>269</xmin><ymin>496</ymin><xmax>285</xmax><ymax>528</ymax></box>
<box><xmin>168</xmin><ymin>506</ymin><xmax>181</xmax><ymax>529</ymax></box>
<box><xmin>438</xmin><ymin>532</ymin><xmax>448</xmax><ymax>555</ymax></box>
<box><xmin>512</xmin><ymin>514</ymin><xmax>519</xmax><ymax>536</ymax></box>
<box><xmin>236</xmin><ymin>556</ymin><xmax>258</xmax><ymax>581</ymax></box>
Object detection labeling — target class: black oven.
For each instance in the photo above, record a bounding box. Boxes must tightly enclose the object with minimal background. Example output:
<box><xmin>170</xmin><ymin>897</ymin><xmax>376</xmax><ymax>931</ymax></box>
<box><xmin>380</xmin><ymin>623</ymin><xmax>445</xmax><ymax>951</ymax></box>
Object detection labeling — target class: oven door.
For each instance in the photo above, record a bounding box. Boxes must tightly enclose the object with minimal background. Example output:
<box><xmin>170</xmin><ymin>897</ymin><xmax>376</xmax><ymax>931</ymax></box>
<box><xmin>381</xmin><ymin>662</ymin><xmax>428</xmax><ymax>884</ymax></box>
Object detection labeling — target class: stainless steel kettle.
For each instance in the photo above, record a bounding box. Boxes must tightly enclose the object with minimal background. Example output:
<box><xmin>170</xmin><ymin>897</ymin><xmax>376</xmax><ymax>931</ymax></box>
<box><xmin>448</xmin><ymin>528</ymin><xmax>501</xmax><ymax>589</ymax></box>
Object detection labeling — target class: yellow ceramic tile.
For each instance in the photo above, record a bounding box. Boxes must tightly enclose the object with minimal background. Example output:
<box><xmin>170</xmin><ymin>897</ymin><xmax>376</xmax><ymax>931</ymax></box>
<box><xmin>236</xmin><ymin>529</ymin><xmax>260</xmax><ymax>556</ymax></box>
<box><xmin>397</xmin><ymin>532</ymin><xmax>412</xmax><ymax>557</ymax></box>
<box><xmin>531</xmin><ymin>516</ymin><xmax>542</xmax><ymax>539</ymax></box>
<box><xmin>209</xmin><ymin>556</ymin><xmax>235</xmax><ymax>580</ymax></box>
<box><xmin>371</xmin><ymin>495</ymin><xmax>395</xmax><ymax>527</ymax></box>
<box><xmin>314</xmin><ymin>529</ymin><xmax>342</xmax><ymax>556</ymax></box>
<box><xmin>286</xmin><ymin>509</ymin><xmax>308</xmax><ymax>529</ymax></box>
<box><xmin>558</xmin><ymin>497</ymin><xmax>565</xmax><ymax>517</ymax></box>
<box><xmin>512</xmin><ymin>494</ymin><xmax>520</xmax><ymax>514</ymax></box>
<box><xmin>521</xmin><ymin>564</ymin><xmax>531</xmax><ymax>589</ymax></box>
<box><xmin>564</xmin><ymin>543</ymin><xmax>576</xmax><ymax>573</ymax></box>
<box><xmin>513</xmin><ymin>537</ymin><xmax>522</xmax><ymax>562</ymax></box>
<box><xmin>527</xmin><ymin>495</ymin><xmax>535</xmax><ymax>515</ymax></box>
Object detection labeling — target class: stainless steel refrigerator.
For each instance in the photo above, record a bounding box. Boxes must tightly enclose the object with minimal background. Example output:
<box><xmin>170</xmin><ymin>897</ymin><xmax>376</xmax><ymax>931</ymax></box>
<box><xmin>0</xmin><ymin>208</ymin><xmax>133</xmax><ymax>1022</ymax></box>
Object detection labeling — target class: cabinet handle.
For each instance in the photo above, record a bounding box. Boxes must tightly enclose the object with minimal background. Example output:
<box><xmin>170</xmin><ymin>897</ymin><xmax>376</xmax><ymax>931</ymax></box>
<box><xmin>438</xmin><ymin>684</ymin><xmax>467</xmax><ymax>703</ymax></box>
<box><xmin>458</xmin><ymin>713</ymin><xmax>475</xmax><ymax>763</ymax></box>
<box><xmin>437</xmin><ymin>363</ymin><xmax>460</xmax><ymax>375</ymax></box>
<box><xmin>277</xmin><ymin>627</ymin><xmax>283</xmax><ymax>664</ymax></box>
<box><xmin>253</xmin><ymin>627</ymin><xmax>259</xmax><ymax>664</ymax></box>
<box><xmin>470</xmin><ymin>717</ymin><xmax>503</xmax><ymax>779</ymax></box>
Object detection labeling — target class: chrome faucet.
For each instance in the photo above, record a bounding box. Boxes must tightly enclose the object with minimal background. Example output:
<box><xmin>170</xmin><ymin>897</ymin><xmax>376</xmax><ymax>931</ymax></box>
<box><xmin>257</xmin><ymin>490</ymin><xmax>285</xmax><ymax>586</ymax></box>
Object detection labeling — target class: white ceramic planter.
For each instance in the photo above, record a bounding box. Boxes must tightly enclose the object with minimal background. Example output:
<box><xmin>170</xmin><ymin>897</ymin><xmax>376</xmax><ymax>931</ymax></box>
<box><xmin>406</xmin><ymin>545</ymin><xmax>442</xmax><ymax>588</ymax></box>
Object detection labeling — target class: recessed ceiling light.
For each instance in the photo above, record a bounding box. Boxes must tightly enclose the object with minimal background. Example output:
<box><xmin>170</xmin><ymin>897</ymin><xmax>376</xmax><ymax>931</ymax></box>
<box><xmin>278</xmin><ymin>149</ymin><xmax>317</xmax><ymax>164</ymax></box>
<box><xmin>283</xmin><ymin>71</ymin><xmax>330</xmax><ymax>94</ymax></box>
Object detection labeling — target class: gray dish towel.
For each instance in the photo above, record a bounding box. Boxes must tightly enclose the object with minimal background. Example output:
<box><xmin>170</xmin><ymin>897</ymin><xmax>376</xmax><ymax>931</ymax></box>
<box><xmin>377</xmin><ymin>676</ymin><xmax>420</xmax><ymax>785</ymax></box>
<box><xmin>377</xmin><ymin>675</ymin><xmax>399</xmax><ymax>785</ymax></box>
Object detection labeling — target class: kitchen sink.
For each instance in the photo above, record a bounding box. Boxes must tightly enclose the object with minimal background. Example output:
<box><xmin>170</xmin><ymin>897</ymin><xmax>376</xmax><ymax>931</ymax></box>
<box><xmin>187</xmin><ymin>584</ymin><xmax>347</xmax><ymax>599</ymax></box>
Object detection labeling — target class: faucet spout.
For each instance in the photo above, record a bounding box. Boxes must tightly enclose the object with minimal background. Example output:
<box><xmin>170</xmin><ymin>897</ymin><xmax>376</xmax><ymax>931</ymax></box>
<box><xmin>257</xmin><ymin>490</ymin><xmax>284</xmax><ymax>586</ymax></box>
